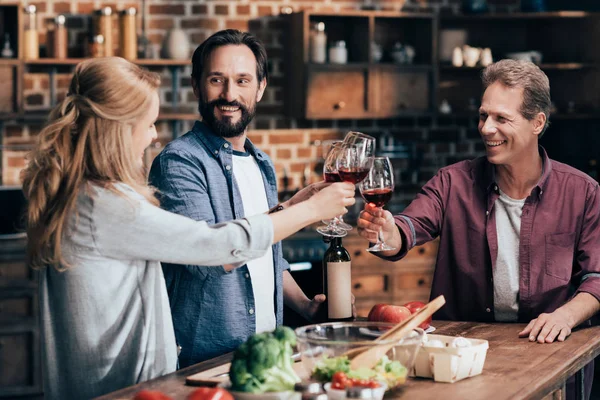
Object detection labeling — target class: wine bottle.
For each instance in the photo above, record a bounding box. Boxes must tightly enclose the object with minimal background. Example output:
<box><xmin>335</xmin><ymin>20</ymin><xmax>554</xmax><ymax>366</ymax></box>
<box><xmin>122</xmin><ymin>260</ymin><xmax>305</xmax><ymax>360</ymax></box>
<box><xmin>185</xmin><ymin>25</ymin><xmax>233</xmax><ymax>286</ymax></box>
<box><xmin>322</xmin><ymin>237</ymin><xmax>353</xmax><ymax>322</ymax></box>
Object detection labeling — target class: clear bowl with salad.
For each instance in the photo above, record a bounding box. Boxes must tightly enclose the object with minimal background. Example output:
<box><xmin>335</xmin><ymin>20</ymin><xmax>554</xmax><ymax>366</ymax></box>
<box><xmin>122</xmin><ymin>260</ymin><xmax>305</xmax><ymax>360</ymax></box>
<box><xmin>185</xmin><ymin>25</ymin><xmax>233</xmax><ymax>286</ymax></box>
<box><xmin>295</xmin><ymin>322</ymin><xmax>423</xmax><ymax>396</ymax></box>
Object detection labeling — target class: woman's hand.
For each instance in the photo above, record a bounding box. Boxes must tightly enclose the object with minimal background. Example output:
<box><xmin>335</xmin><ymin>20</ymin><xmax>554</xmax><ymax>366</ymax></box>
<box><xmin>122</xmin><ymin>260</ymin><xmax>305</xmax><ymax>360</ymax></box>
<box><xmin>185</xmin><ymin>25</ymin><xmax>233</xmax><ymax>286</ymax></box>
<box><xmin>307</xmin><ymin>182</ymin><xmax>355</xmax><ymax>221</ymax></box>
<box><xmin>284</xmin><ymin>181</ymin><xmax>330</xmax><ymax>208</ymax></box>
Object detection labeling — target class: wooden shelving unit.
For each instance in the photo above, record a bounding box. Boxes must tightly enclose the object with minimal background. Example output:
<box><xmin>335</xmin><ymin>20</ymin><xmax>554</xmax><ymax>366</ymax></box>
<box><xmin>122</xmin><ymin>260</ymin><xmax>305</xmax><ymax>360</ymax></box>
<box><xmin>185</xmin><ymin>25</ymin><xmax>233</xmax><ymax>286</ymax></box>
<box><xmin>25</xmin><ymin>58</ymin><xmax>190</xmax><ymax>67</ymax></box>
<box><xmin>286</xmin><ymin>10</ymin><xmax>436</xmax><ymax>120</ymax></box>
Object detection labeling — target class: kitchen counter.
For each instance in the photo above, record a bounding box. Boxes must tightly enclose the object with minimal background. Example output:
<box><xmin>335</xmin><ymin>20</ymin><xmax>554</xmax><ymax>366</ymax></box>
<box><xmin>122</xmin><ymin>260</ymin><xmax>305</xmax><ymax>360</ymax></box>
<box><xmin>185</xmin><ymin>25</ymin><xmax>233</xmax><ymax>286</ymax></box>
<box><xmin>96</xmin><ymin>321</ymin><xmax>600</xmax><ymax>400</ymax></box>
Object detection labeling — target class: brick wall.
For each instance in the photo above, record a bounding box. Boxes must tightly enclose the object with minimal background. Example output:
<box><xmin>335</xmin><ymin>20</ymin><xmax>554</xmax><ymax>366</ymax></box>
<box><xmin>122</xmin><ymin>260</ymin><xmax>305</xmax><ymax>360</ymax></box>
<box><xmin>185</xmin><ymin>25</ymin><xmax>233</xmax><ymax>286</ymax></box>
<box><xmin>1</xmin><ymin>0</ymin><xmax>522</xmax><ymax>187</ymax></box>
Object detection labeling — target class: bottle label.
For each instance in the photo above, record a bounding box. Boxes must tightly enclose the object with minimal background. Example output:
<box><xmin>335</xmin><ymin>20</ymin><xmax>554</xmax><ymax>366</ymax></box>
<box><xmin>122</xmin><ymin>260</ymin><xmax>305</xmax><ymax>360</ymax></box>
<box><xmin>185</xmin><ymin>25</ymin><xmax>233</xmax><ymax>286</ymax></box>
<box><xmin>327</xmin><ymin>261</ymin><xmax>352</xmax><ymax>319</ymax></box>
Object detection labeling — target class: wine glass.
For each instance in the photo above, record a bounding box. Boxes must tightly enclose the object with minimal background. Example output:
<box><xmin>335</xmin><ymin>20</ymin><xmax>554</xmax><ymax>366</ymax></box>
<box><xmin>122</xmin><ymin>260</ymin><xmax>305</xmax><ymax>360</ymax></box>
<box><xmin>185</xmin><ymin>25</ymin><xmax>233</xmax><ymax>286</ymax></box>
<box><xmin>335</xmin><ymin>138</ymin><xmax>375</xmax><ymax>231</ymax></box>
<box><xmin>316</xmin><ymin>142</ymin><xmax>347</xmax><ymax>238</ymax></box>
<box><xmin>359</xmin><ymin>157</ymin><xmax>395</xmax><ymax>252</ymax></box>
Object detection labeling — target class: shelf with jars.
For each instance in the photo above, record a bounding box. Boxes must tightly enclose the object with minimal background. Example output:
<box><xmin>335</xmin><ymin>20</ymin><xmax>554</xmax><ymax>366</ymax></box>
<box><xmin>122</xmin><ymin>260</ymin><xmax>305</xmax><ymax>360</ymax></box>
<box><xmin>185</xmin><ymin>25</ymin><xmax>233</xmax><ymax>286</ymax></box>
<box><xmin>285</xmin><ymin>10</ymin><xmax>436</xmax><ymax>120</ymax></box>
<box><xmin>437</xmin><ymin>11</ymin><xmax>600</xmax><ymax>116</ymax></box>
<box><xmin>0</xmin><ymin>2</ymin><xmax>195</xmax><ymax>135</ymax></box>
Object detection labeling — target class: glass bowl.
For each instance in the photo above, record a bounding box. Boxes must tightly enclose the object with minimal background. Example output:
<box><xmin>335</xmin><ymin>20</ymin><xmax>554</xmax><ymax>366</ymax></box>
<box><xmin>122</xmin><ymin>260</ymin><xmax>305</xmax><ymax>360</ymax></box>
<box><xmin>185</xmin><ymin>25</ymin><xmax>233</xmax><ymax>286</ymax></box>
<box><xmin>295</xmin><ymin>321</ymin><xmax>424</xmax><ymax>389</ymax></box>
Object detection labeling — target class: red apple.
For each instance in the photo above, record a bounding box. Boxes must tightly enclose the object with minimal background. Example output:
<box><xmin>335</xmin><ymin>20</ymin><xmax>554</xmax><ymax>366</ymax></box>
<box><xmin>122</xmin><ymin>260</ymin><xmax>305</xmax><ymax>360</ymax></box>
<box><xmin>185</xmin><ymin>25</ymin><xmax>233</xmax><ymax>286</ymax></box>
<box><xmin>404</xmin><ymin>301</ymin><xmax>432</xmax><ymax>330</ymax></box>
<box><xmin>367</xmin><ymin>303</ymin><xmax>388</xmax><ymax>322</ymax></box>
<box><xmin>379</xmin><ymin>305</ymin><xmax>412</xmax><ymax>324</ymax></box>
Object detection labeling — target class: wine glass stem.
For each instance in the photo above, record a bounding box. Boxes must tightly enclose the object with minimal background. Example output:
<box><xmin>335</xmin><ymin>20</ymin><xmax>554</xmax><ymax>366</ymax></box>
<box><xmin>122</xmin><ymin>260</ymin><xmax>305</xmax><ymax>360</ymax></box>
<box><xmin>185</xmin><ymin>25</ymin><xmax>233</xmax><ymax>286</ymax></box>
<box><xmin>376</xmin><ymin>207</ymin><xmax>385</xmax><ymax>245</ymax></box>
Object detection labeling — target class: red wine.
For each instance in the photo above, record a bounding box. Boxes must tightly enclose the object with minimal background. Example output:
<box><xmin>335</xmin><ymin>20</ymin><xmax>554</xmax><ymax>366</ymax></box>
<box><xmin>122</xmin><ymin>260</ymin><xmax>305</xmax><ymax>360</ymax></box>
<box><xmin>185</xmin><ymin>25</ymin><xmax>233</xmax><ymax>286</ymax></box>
<box><xmin>361</xmin><ymin>188</ymin><xmax>393</xmax><ymax>207</ymax></box>
<box><xmin>324</xmin><ymin>172</ymin><xmax>342</xmax><ymax>183</ymax></box>
<box><xmin>338</xmin><ymin>168</ymin><xmax>370</xmax><ymax>184</ymax></box>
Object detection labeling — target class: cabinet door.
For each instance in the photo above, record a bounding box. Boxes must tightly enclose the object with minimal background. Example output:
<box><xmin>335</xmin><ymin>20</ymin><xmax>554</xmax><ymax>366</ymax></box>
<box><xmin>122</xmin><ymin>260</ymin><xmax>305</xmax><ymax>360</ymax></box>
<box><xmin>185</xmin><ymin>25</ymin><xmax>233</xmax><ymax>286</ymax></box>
<box><xmin>306</xmin><ymin>69</ymin><xmax>369</xmax><ymax>119</ymax></box>
<box><xmin>373</xmin><ymin>67</ymin><xmax>429</xmax><ymax>118</ymax></box>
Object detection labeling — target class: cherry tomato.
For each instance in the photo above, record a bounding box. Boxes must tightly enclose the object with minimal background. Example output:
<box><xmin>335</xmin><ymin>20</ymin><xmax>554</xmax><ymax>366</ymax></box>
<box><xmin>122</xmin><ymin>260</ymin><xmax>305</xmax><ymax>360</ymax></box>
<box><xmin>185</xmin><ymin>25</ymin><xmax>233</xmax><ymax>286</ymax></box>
<box><xmin>187</xmin><ymin>387</ymin><xmax>234</xmax><ymax>400</ymax></box>
<box><xmin>134</xmin><ymin>390</ymin><xmax>172</xmax><ymax>400</ymax></box>
<box><xmin>332</xmin><ymin>382</ymin><xmax>345</xmax><ymax>390</ymax></box>
<box><xmin>332</xmin><ymin>371</ymin><xmax>347</xmax><ymax>384</ymax></box>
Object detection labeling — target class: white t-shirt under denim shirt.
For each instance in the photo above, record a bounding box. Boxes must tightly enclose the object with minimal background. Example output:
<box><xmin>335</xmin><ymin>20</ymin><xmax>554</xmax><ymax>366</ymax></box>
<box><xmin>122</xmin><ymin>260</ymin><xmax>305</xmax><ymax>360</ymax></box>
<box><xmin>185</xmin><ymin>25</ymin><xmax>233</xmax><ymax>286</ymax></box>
<box><xmin>232</xmin><ymin>150</ymin><xmax>276</xmax><ymax>333</ymax></box>
<box><xmin>40</xmin><ymin>183</ymin><xmax>273</xmax><ymax>400</ymax></box>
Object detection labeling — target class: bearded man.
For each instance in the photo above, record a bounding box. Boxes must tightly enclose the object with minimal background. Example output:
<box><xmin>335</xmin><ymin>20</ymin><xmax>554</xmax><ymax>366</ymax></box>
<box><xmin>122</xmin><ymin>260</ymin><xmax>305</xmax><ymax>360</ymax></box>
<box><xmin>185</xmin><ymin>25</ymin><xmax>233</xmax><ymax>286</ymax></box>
<box><xmin>149</xmin><ymin>30</ymin><xmax>333</xmax><ymax>366</ymax></box>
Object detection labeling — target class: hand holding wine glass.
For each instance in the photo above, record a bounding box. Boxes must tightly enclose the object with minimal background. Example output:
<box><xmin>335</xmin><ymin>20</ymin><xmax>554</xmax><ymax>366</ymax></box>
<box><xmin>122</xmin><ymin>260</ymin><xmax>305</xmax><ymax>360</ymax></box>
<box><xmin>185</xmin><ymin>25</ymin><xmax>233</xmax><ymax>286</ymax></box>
<box><xmin>317</xmin><ymin>142</ymin><xmax>348</xmax><ymax>238</ymax></box>
<box><xmin>359</xmin><ymin>156</ymin><xmax>396</xmax><ymax>252</ymax></box>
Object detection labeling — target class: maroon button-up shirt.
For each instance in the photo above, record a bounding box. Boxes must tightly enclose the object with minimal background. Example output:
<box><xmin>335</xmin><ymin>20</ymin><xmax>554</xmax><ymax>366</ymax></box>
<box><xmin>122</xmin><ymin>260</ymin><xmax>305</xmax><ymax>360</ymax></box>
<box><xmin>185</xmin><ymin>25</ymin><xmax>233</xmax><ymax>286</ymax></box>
<box><xmin>386</xmin><ymin>147</ymin><xmax>600</xmax><ymax>323</ymax></box>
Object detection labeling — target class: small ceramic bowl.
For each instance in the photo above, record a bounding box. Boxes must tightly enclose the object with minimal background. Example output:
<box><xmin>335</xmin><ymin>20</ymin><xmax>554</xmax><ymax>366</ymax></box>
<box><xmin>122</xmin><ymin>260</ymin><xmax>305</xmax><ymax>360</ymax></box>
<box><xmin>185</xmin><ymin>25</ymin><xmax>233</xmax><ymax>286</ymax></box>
<box><xmin>323</xmin><ymin>382</ymin><xmax>387</xmax><ymax>400</ymax></box>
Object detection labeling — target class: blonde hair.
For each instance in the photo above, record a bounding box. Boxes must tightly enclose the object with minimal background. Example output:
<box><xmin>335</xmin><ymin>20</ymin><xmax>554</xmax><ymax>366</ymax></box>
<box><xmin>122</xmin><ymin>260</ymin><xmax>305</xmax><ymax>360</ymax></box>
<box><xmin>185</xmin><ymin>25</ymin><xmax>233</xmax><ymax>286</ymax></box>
<box><xmin>21</xmin><ymin>57</ymin><xmax>161</xmax><ymax>271</ymax></box>
<box><xmin>482</xmin><ymin>59</ymin><xmax>551</xmax><ymax>136</ymax></box>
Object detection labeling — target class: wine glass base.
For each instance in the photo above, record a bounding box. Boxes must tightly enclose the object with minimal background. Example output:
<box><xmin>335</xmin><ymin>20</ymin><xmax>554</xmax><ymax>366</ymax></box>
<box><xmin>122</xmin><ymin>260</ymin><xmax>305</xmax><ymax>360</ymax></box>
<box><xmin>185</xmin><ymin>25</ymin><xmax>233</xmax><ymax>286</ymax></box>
<box><xmin>338</xmin><ymin>222</ymin><xmax>353</xmax><ymax>231</ymax></box>
<box><xmin>317</xmin><ymin>226</ymin><xmax>348</xmax><ymax>238</ymax></box>
<box><xmin>367</xmin><ymin>243</ymin><xmax>396</xmax><ymax>252</ymax></box>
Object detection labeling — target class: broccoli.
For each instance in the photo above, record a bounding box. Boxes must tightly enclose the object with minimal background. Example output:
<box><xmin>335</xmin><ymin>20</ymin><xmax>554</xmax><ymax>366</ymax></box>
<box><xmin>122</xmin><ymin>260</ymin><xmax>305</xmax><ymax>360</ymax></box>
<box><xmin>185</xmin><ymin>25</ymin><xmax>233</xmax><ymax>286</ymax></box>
<box><xmin>229</xmin><ymin>326</ymin><xmax>301</xmax><ymax>393</ymax></box>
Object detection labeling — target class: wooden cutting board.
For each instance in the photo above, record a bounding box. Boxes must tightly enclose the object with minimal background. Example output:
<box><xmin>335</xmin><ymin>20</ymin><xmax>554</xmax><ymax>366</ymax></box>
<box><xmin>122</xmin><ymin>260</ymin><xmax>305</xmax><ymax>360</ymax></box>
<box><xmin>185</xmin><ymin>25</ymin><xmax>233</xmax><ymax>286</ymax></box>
<box><xmin>186</xmin><ymin>360</ymin><xmax>309</xmax><ymax>386</ymax></box>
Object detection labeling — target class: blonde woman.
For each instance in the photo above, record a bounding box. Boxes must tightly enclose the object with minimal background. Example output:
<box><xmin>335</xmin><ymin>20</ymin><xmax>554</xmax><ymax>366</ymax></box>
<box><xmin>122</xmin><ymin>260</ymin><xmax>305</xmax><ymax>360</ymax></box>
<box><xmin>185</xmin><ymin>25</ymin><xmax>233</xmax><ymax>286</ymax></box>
<box><xmin>21</xmin><ymin>57</ymin><xmax>355</xmax><ymax>400</ymax></box>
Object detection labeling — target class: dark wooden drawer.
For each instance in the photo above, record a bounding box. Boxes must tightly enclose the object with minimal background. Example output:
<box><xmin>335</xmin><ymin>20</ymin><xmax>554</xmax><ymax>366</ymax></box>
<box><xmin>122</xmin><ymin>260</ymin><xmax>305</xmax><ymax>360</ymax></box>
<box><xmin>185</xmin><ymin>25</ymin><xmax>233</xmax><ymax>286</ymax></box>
<box><xmin>306</xmin><ymin>69</ymin><xmax>369</xmax><ymax>119</ymax></box>
<box><xmin>0</xmin><ymin>297</ymin><xmax>32</xmax><ymax>318</ymax></box>
<box><xmin>395</xmin><ymin>270</ymin><xmax>434</xmax><ymax>290</ymax></box>
<box><xmin>352</xmin><ymin>274</ymin><xmax>389</xmax><ymax>297</ymax></box>
<box><xmin>0</xmin><ymin>332</ymin><xmax>34</xmax><ymax>388</ymax></box>
<box><xmin>0</xmin><ymin>261</ymin><xmax>29</xmax><ymax>280</ymax></box>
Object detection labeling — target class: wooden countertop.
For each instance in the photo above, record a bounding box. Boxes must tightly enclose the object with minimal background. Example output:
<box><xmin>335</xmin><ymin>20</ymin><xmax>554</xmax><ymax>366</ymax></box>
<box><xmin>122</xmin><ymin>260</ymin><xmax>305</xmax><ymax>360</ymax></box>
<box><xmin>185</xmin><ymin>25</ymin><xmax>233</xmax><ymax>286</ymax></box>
<box><xmin>96</xmin><ymin>321</ymin><xmax>600</xmax><ymax>400</ymax></box>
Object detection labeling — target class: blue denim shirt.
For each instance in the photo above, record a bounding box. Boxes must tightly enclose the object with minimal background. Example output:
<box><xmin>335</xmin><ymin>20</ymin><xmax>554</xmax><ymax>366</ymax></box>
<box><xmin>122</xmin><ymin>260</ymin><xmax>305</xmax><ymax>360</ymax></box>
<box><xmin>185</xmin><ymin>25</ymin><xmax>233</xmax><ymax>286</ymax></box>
<box><xmin>148</xmin><ymin>121</ymin><xmax>289</xmax><ymax>367</ymax></box>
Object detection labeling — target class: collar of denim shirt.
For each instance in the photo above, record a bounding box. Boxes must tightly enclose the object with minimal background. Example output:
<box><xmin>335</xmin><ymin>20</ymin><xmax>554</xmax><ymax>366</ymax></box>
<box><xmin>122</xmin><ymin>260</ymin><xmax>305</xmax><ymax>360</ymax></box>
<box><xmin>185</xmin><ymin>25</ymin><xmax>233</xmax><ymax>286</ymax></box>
<box><xmin>191</xmin><ymin>120</ymin><xmax>267</xmax><ymax>163</ymax></box>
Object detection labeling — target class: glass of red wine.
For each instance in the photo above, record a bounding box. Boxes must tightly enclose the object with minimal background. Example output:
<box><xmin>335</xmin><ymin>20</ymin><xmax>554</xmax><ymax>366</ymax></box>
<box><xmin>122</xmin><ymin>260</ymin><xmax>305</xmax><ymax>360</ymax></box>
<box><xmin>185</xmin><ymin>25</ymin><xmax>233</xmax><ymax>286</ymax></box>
<box><xmin>316</xmin><ymin>142</ymin><xmax>347</xmax><ymax>238</ymax></box>
<box><xmin>359</xmin><ymin>156</ymin><xmax>396</xmax><ymax>252</ymax></box>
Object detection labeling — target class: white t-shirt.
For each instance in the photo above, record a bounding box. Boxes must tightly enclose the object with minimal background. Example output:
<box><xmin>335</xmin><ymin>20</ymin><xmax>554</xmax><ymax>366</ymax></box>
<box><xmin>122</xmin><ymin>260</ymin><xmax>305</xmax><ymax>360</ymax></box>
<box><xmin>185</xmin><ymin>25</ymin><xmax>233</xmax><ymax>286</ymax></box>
<box><xmin>493</xmin><ymin>188</ymin><xmax>525</xmax><ymax>322</ymax></box>
<box><xmin>232</xmin><ymin>150</ymin><xmax>276</xmax><ymax>333</ymax></box>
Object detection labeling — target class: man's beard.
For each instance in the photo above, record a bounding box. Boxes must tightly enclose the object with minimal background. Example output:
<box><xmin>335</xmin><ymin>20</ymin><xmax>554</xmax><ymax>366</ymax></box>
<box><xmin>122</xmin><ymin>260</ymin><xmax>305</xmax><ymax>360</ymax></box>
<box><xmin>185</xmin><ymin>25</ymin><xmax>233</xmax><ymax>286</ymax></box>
<box><xmin>199</xmin><ymin>98</ymin><xmax>256</xmax><ymax>138</ymax></box>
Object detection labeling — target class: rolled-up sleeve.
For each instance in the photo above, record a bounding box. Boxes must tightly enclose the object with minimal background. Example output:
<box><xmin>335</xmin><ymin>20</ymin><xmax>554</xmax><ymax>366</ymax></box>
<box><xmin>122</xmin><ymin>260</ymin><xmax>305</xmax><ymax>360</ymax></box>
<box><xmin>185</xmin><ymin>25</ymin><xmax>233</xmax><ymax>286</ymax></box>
<box><xmin>379</xmin><ymin>170</ymin><xmax>447</xmax><ymax>262</ymax></box>
<box><xmin>575</xmin><ymin>183</ymin><xmax>600</xmax><ymax>302</ymax></box>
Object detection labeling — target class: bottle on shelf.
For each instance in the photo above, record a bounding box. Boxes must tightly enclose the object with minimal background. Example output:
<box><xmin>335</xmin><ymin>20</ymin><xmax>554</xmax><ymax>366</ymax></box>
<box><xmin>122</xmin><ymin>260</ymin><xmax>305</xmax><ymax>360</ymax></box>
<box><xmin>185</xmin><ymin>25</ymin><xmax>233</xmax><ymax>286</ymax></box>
<box><xmin>1</xmin><ymin>33</ymin><xmax>14</xmax><ymax>58</ymax></box>
<box><xmin>47</xmin><ymin>15</ymin><xmax>68</xmax><ymax>59</ymax></box>
<box><xmin>322</xmin><ymin>237</ymin><xmax>353</xmax><ymax>322</ymax></box>
<box><xmin>309</xmin><ymin>22</ymin><xmax>327</xmax><ymax>64</ymax></box>
<box><xmin>119</xmin><ymin>8</ymin><xmax>137</xmax><ymax>61</ymax></box>
<box><xmin>23</xmin><ymin>5</ymin><xmax>39</xmax><ymax>60</ymax></box>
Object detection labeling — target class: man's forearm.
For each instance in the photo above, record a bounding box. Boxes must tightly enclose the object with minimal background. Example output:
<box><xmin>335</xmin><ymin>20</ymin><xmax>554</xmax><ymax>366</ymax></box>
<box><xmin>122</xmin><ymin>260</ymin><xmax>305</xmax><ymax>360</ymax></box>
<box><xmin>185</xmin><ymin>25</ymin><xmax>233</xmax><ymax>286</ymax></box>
<box><xmin>282</xmin><ymin>270</ymin><xmax>310</xmax><ymax>317</ymax></box>
<box><xmin>559</xmin><ymin>292</ymin><xmax>600</xmax><ymax>328</ymax></box>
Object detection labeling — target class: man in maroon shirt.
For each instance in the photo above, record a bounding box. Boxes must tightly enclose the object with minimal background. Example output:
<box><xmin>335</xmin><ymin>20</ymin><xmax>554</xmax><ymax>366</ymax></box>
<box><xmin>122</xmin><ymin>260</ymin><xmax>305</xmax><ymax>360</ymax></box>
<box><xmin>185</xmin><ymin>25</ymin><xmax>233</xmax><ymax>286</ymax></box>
<box><xmin>358</xmin><ymin>59</ymin><xmax>600</xmax><ymax>399</ymax></box>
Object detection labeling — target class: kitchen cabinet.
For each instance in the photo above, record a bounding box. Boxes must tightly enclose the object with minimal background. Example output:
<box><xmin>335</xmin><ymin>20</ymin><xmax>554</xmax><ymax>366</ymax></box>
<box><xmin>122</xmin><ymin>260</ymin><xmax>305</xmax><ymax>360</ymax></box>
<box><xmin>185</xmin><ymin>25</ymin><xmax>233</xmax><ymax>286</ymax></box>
<box><xmin>285</xmin><ymin>10</ymin><xmax>437</xmax><ymax>120</ymax></box>
<box><xmin>0</xmin><ymin>238</ymin><xmax>42</xmax><ymax>399</ymax></box>
<box><xmin>286</xmin><ymin>10</ymin><xmax>600</xmax><ymax>121</ymax></box>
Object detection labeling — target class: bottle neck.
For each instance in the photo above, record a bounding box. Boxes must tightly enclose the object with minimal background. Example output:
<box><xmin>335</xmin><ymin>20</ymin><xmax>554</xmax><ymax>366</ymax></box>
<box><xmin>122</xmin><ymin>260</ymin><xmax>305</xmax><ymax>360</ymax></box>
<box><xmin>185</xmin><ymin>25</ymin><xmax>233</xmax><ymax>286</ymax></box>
<box><xmin>329</xmin><ymin>237</ymin><xmax>342</xmax><ymax>248</ymax></box>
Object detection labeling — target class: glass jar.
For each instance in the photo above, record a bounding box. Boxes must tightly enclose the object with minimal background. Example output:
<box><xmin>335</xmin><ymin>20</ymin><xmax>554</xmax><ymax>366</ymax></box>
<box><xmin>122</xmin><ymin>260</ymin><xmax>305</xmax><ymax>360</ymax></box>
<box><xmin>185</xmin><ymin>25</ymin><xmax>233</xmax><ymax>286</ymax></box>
<box><xmin>23</xmin><ymin>5</ymin><xmax>39</xmax><ymax>60</ymax></box>
<box><xmin>328</xmin><ymin>40</ymin><xmax>347</xmax><ymax>64</ymax></box>
<box><xmin>47</xmin><ymin>15</ymin><xmax>68</xmax><ymax>59</ymax></box>
<box><xmin>119</xmin><ymin>8</ymin><xmax>137</xmax><ymax>60</ymax></box>
<box><xmin>88</xmin><ymin>34</ymin><xmax>105</xmax><ymax>58</ymax></box>
<box><xmin>94</xmin><ymin>7</ymin><xmax>113</xmax><ymax>56</ymax></box>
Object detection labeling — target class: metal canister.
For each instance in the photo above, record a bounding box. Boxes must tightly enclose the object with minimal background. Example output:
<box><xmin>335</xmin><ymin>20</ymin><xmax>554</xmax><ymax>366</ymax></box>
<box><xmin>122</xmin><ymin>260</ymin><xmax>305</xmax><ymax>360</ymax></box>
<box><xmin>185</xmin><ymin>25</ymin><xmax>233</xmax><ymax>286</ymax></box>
<box><xmin>119</xmin><ymin>7</ymin><xmax>137</xmax><ymax>60</ymax></box>
<box><xmin>94</xmin><ymin>7</ymin><xmax>113</xmax><ymax>56</ymax></box>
